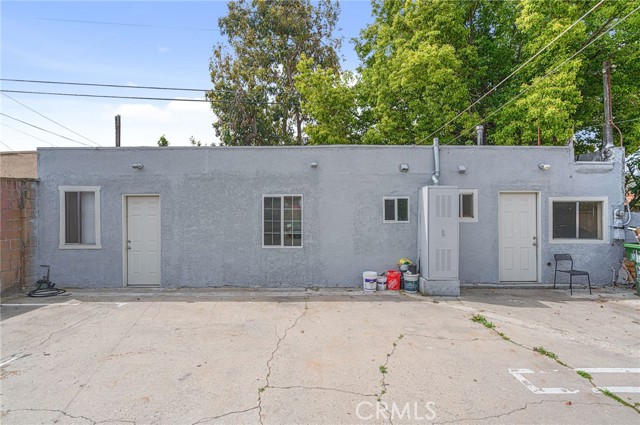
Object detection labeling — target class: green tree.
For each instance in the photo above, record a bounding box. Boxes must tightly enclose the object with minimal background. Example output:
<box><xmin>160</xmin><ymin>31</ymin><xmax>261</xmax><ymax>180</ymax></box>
<box><xmin>207</xmin><ymin>0</ymin><xmax>341</xmax><ymax>146</ymax></box>
<box><xmin>294</xmin><ymin>55</ymin><xmax>361</xmax><ymax>144</ymax></box>
<box><xmin>157</xmin><ymin>135</ymin><xmax>170</xmax><ymax>147</ymax></box>
<box><xmin>297</xmin><ymin>0</ymin><xmax>638</xmax><ymax>151</ymax></box>
<box><xmin>189</xmin><ymin>136</ymin><xmax>202</xmax><ymax>147</ymax></box>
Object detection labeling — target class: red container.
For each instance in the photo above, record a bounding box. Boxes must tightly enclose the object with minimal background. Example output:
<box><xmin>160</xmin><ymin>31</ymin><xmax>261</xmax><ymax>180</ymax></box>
<box><xmin>387</xmin><ymin>270</ymin><xmax>401</xmax><ymax>290</ymax></box>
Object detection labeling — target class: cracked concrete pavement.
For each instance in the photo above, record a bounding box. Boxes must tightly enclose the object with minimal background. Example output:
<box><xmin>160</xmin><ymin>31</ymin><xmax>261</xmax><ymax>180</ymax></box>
<box><xmin>1</xmin><ymin>287</ymin><xmax>638</xmax><ymax>424</ymax></box>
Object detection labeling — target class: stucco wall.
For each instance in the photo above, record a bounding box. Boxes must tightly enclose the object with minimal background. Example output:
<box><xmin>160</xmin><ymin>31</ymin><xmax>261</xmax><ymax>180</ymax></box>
<box><xmin>1</xmin><ymin>152</ymin><xmax>38</xmax><ymax>179</ymax></box>
<box><xmin>36</xmin><ymin>145</ymin><xmax>625</xmax><ymax>288</ymax></box>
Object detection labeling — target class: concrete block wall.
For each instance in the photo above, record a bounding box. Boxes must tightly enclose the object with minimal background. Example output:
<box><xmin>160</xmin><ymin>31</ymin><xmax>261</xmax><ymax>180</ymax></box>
<box><xmin>1</xmin><ymin>178</ymin><xmax>38</xmax><ymax>295</ymax></box>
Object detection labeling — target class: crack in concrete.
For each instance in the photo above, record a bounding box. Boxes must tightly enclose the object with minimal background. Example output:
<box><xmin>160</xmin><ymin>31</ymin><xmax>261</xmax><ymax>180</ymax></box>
<box><xmin>257</xmin><ymin>300</ymin><xmax>309</xmax><ymax>424</ymax></box>
<box><xmin>404</xmin><ymin>333</ymin><xmax>499</xmax><ymax>342</ymax></box>
<box><xmin>433</xmin><ymin>399</ymin><xmax>631</xmax><ymax>424</ymax></box>
<box><xmin>377</xmin><ymin>334</ymin><xmax>405</xmax><ymax>425</ymax></box>
<box><xmin>5</xmin><ymin>408</ymin><xmax>136</xmax><ymax>425</ymax></box>
<box><xmin>36</xmin><ymin>305</ymin><xmax>108</xmax><ymax>348</ymax></box>
<box><xmin>467</xmin><ymin>311</ymin><xmax>640</xmax><ymax>415</ymax></box>
<box><xmin>269</xmin><ymin>385</ymin><xmax>376</xmax><ymax>398</ymax></box>
<box><xmin>191</xmin><ymin>406</ymin><xmax>259</xmax><ymax>425</ymax></box>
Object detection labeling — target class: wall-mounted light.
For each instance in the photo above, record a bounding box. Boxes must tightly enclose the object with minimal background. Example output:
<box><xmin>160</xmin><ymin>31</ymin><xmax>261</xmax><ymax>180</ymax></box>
<box><xmin>399</xmin><ymin>163</ymin><xmax>409</xmax><ymax>172</ymax></box>
<box><xmin>131</xmin><ymin>163</ymin><xmax>144</xmax><ymax>170</ymax></box>
<box><xmin>538</xmin><ymin>163</ymin><xmax>551</xmax><ymax>171</ymax></box>
<box><xmin>458</xmin><ymin>165</ymin><xmax>467</xmax><ymax>174</ymax></box>
<box><xmin>310</xmin><ymin>162</ymin><xmax>318</xmax><ymax>168</ymax></box>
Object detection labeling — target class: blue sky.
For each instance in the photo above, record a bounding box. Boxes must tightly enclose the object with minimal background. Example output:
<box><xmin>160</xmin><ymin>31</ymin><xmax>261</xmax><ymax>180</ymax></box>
<box><xmin>0</xmin><ymin>1</ymin><xmax>373</xmax><ymax>151</ymax></box>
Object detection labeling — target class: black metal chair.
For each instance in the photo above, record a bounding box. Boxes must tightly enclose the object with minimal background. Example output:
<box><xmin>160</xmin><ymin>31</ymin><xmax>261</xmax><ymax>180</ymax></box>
<box><xmin>553</xmin><ymin>254</ymin><xmax>591</xmax><ymax>295</ymax></box>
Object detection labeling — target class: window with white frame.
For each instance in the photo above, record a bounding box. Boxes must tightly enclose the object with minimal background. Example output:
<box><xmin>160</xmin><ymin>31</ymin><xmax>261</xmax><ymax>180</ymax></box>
<box><xmin>550</xmin><ymin>198</ymin><xmax>605</xmax><ymax>241</ymax></box>
<box><xmin>459</xmin><ymin>189</ymin><xmax>478</xmax><ymax>222</ymax></box>
<box><xmin>263</xmin><ymin>195</ymin><xmax>303</xmax><ymax>247</ymax></box>
<box><xmin>59</xmin><ymin>186</ymin><xmax>101</xmax><ymax>248</ymax></box>
<box><xmin>383</xmin><ymin>197</ymin><xmax>409</xmax><ymax>223</ymax></box>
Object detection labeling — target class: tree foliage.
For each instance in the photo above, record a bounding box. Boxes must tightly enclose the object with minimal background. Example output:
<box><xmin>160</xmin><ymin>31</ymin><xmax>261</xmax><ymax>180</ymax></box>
<box><xmin>157</xmin><ymin>135</ymin><xmax>170</xmax><ymax>147</ymax></box>
<box><xmin>207</xmin><ymin>0</ymin><xmax>341</xmax><ymax>146</ymax></box>
<box><xmin>296</xmin><ymin>0</ymin><xmax>639</xmax><ymax>152</ymax></box>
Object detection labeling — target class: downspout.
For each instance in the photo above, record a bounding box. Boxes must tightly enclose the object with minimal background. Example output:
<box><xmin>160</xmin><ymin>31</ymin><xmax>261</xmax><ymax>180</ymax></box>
<box><xmin>431</xmin><ymin>137</ymin><xmax>440</xmax><ymax>186</ymax></box>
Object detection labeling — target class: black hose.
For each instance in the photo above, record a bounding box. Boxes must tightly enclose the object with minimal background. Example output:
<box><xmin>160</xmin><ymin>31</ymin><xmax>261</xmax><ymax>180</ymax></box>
<box><xmin>27</xmin><ymin>287</ymin><xmax>66</xmax><ymax>297</ymax></box>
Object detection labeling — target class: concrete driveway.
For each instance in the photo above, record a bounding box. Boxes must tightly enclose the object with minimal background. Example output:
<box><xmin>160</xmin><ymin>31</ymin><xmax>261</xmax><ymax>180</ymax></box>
<box><xmin>1</xmin><ymin>287</ymin><xmax>639</xmax><ymax>424</ymax></box>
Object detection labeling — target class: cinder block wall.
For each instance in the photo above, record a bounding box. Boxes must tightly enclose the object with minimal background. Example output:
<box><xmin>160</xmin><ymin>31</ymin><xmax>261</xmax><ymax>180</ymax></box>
<box><xmin>1</xmin><ymin>178</ymin><xmax>37</xmax><ymax>295</ymax></box>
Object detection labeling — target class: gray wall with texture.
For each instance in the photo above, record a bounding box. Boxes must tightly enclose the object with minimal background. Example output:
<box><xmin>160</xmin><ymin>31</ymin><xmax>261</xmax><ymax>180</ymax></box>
<box><xmin>36</xmin><ymin>145</ymin><xmax>625</xmax><ymax>288</ymax></box>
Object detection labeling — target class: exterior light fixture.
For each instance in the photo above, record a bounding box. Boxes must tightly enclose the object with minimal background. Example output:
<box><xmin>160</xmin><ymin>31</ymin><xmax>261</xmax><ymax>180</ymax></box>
<box><xmin>399</xmin><ymin>163</ymin><xmax>409</xmax><ymax>172</ymax></box>
<box><xmin>131</xmin><ymin>163</ymin><xmax>144</xmax><ymax>170</ymax></box>
<box><xmin>458</xmin><ymin>165</ymin><xmax>467</xmax><ymax>174</ymax></box>
<box><xmin>310</xmin><ymin>162</ymin><xmax>318</xmax><ymax>168</ymax></box>
<box><xmin>538</xmin><ymin>163</ymin><xmax>551</xmax><ymax>171</ymax></box>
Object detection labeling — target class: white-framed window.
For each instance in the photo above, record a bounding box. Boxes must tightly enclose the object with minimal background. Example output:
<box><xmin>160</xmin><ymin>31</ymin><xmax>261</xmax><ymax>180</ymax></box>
<box><xmin>59</xmin><ymin>186</ymin><xmax>101</xmax><ymax>249</ymax></box>
<box><xmin>263</xmin><ymin>195</ymin><xmax>303</xmax><ymax>248</ymax></box>
<box><xmin>549</xmin><ymin>197</ymin><xmax>607</xmax><ymax>243</ymax></box>
<box><xmin>383</xmin><ymin>197</ymin><xmax>409</xmax><ymax>223</ymax></box>
<box><xmin>459</xmin><ymin>189</ymin><xmax>478</xmax><ymax>222</ymax></box>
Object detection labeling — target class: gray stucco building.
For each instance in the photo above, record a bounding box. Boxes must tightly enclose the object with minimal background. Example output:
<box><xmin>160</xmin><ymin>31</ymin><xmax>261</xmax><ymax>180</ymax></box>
<box><xmin>36</xmin><ymin>145</ymin><xmax>626</xmax><ymax>292</ymax></box>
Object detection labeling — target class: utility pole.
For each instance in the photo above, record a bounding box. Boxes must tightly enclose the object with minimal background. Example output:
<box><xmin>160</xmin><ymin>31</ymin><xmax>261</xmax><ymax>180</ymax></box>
<box><xmin>115</xmin><ymin>115</ymin><xmax>121</xmax><ymax>147</ymax></box>
<box><xmin>602</xmin><ymin>61</ymin><xmax>614</xmax><ymax>150</ymax></box>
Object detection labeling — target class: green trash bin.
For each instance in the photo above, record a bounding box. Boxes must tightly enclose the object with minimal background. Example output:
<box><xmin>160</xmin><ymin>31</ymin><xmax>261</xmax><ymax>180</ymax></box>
<box><xmin>624</xmin><ymin>243</ymin><xmax>640</xmax><ymax>296</ymax></box>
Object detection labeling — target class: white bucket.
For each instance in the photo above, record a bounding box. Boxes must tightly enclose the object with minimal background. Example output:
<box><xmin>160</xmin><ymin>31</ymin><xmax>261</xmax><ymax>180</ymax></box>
<box><xmin>377</xmin><ymin>275</ymin><xmax>387</xmax><ymax>291</ymax></box>
<box><xmin>363</xmin><ymin>271</ymin><xmax>377</xmax><ymax>292</ymax></box>
<box><xmin>403</xmin><ymin>273</ymin><xmax>419</xmax><ymax>293</ymax></box>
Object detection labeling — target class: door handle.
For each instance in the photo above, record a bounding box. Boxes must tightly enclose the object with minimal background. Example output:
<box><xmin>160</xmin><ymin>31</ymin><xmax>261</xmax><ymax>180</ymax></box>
<box><xmin>532</xmin><ymin>242</ymin><xmax>537</xmax><ymax>246</ymax></box>
<box><xmin>128</xmin><ymin>245</ymin><xmax>132</xmax><ymax>250</ymax></box>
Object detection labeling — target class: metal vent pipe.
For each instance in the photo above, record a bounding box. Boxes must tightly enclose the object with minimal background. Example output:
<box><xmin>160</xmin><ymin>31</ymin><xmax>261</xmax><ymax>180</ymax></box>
<box><xmin>476</xmin><ymin>124</ymin><xmax>484</xmax><ymax>145</ymax></box>
<box><xmin>432</xmin><ymin>137</ymin><xmax>440</xmax><ymax>186</ymax></box>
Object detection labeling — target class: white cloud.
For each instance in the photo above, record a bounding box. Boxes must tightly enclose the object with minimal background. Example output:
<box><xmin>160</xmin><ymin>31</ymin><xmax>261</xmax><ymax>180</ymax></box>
<box><xmin>157</xmin><ymin>46</ymin><xmax>170</xmax><ymax>53</ymax></box>
<box><xmin>104</xmin><ymin>99</ymin><xmax>219</xmax><ymax>147</ymax></box>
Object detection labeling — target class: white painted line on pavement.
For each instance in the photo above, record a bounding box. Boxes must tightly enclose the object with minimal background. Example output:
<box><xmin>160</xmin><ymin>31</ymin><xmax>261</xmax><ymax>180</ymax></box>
<box><xmin>594</xmin><ymin>387</ymin><xmax>640</xmax><ymax>394</ymax></box>
<box><xmin>0</xmin><ymin>354</ymin><xmax>26</xmax><ymax>368</ymax></box>
<box><xmin>0</xmin><ymin>303</ymin><xmax>80</xmax><ymax>307</ymax></box>
<box><xmin>510</xmin><ymin>368</ymin><xmax>640</xmax><ymax>395</ymax></box>
<box><xmin>508</xmin><ymin>368</ymin><xmax>579</xmax><ymax>395</ymax></box>
<box><xmin>577</xmin><ymin>368</ymin><xmax>640</xmax><ymax>374</ymax></box>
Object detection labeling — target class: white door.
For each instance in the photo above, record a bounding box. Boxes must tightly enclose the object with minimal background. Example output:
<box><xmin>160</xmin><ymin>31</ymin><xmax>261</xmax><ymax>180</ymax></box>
<box><xmin>126</xmin><ymin>196</ymin><xmax>160</xmax><ymax>286</ymax></box>
<box><xmin>499</xmin><ymin>193</ymin><xmax>537</xmax><ymax>282</ymax></box>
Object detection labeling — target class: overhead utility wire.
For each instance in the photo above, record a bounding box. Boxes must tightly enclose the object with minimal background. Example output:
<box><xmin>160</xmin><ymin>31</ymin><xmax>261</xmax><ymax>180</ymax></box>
<box><xmin>0</xmin><ymin>139</ymin><xmax>14</xmax><ymax>151</ymax></box>
<box><xmin>1</xmin><ymin>122</ymin><xmax>58</xmax><ymax>147</ymax></box>
<box><xmin>445</xmin><ymin>4</ymin><xmax>640</xmax><ymax>146</ymax></box>
<box><xmin>0</xmin><ymin>113</ymin><xmax>91</xmax><ymax>146</ymax></box>
<box><xmin>416</xmin><ymin>0</ymin><xmax>605</xmax><ymax>145</ymax></box>
<box><xmin>2</xmin><ymin>92</ymin><xmax>101</xmax><ymax>146</ymax></box>
<box><xmin>1</xmin><ymin>78</ymin><xmax>208</xmax><ymax>93</ymax></box>
<box><xmin>0</xmin><ymin>90</ymin><xmax>283</xmax><ymax>105</ymax></box>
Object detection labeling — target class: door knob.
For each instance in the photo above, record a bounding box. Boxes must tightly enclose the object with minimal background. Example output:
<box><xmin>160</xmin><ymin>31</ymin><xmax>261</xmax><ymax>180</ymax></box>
<box><xmin>532</xmin><ymin>242</ymin><xmax>537</xmax><ymax>246</ymax></box>
<box><xmin>128</xmin><ymin>245</ymin><xmax>132</xmax><ymax>250</ymax></box>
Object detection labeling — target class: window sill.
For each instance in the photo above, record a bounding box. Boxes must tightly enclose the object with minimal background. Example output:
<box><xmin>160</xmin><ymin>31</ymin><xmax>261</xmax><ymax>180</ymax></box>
<box><xmin>549</xmin><ymin>239</ymin><xmax>606</xmax><ymax>244</ymax></box>
<box><xmin>59</xmin><ymin>244</ymin><xmax>102</xmax><ymax>250</ymax></box>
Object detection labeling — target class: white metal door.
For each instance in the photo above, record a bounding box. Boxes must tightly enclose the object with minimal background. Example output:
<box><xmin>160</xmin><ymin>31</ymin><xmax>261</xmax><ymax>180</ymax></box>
<box><xmin>126</xmin><ymin>196</ymin><xmax>160</xmax><ymax>286</ymax></box>
<box><xmin>499</xmin><ymin>193</ymin><xmax>537</xmax><ymax>282</ymax></box>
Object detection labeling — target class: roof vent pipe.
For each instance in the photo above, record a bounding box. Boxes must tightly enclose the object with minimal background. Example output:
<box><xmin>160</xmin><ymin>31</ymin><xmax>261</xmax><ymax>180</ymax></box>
<box><xmin>476</xmin><ymin>124</ymin><xmax>484</xmax><ymax>145</ymax></box>
<box><xmin>432</xmin><ymin>137</ymin><xmax>440</xmax><ymax>186</ymax></box>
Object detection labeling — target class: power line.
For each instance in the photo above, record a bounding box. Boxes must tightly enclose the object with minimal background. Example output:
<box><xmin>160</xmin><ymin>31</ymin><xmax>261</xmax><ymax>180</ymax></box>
<box><xmin>0</xmin><ymin>139</ymin><xmax>14</xmax><ymax>151</ymax></box>
<box><xmin>26</xmin><ymin>17</ymin><xmax>219</xmax><ymax>32</ymax></box>
<box><xmin>2</xmin><ymin>92</ymin><xmax>101</xmax><ymax>146</ymax></box>
<box><xmin>1</xmin><ymin>78</ymin><xmax>208</xmax><ymax>93</ymax></box>
<box><xmin>416</xmin><ymin>0</ymin><xmax>606</xmax><ymax>145</ymax></box>
<box><xmin>0</xmin><ymin>90</ymin><xmax>283</xmax><ymax>105</ymax></box>
<box><xmin>0</xmin><ymin>113</ymin><xmax>92</xmax><ymax>146</ymax></box>
<box><xmin>444</xmin><ymin>3</ymin><xmax>640</xmax><ymax>146</ymax></box>
<box><xmin>1</xmin><ymin>122</ymin><xmax>58</xmax><ymax>147</ymax></box>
